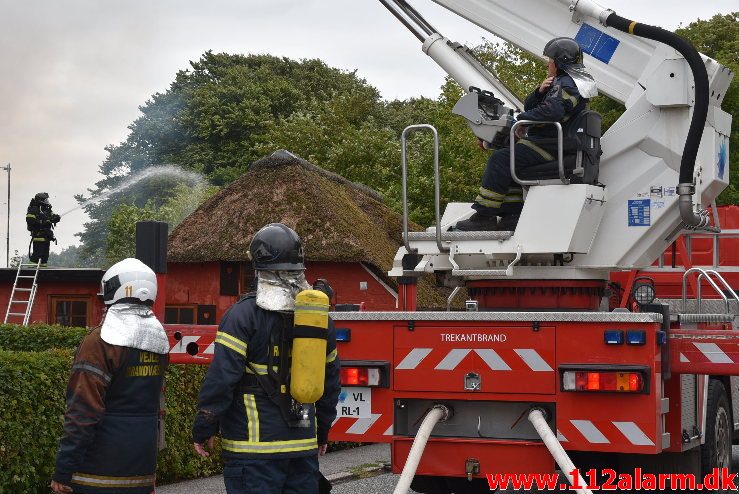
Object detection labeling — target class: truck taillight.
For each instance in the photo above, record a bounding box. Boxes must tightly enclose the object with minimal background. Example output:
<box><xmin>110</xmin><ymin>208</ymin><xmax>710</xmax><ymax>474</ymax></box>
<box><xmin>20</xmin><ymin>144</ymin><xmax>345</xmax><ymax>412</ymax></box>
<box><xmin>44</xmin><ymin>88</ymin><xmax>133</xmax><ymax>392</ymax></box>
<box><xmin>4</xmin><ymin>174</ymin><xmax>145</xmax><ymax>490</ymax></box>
<box><xmin>340</xmin><ymin>366</ymin><xmax>381</xmax><ymax>386</ymax></box>
<box><xmin>562</xmin><ymin>371</ymin><xmax>644</xmax><ymax>393</ymax></box>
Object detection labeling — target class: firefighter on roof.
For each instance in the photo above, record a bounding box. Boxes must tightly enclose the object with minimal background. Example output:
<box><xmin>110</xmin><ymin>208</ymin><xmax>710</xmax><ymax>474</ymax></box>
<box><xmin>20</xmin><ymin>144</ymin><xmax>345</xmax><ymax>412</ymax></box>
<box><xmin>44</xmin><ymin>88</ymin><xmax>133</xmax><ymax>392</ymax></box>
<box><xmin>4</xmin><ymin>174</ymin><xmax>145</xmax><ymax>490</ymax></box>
<box><xmin>26</xmin><ymin>192</ymin><xmax>60</xmax><ymax>266</ymax></box>
<box><xmin>51</xmin><ymin>258</ymin><xmax>169</xmax><ymax>494</ymax></box>
<box><xmin>192</xmin><ymin>223</ymin><xmax>341</xmax><ymax>494</ymax></box>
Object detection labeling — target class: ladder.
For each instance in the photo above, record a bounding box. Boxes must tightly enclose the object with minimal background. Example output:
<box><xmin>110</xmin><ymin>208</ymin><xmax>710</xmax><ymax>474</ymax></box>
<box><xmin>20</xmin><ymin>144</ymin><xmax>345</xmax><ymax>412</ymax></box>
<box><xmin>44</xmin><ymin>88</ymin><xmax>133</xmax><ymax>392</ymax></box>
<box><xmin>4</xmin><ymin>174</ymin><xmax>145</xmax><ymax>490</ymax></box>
<box><xmin>4</xmin><ymin>260</ymin><xmax>41</xmax><ymax>325</ymax></box>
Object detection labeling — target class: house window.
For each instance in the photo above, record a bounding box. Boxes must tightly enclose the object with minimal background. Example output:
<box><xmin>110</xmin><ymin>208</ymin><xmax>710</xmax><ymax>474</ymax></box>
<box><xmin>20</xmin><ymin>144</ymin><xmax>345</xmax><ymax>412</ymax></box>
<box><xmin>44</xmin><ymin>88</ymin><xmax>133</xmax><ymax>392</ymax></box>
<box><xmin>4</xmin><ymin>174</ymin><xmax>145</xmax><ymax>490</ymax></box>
<box><xmin>164</xmin><ymin>305</ymin><xmax>195</xmax><ymax>324</ymax></box>
<box><xmin>50</xmin><ymin>296</ymin><xmax>91</xmax><ymax>327</ymax></box>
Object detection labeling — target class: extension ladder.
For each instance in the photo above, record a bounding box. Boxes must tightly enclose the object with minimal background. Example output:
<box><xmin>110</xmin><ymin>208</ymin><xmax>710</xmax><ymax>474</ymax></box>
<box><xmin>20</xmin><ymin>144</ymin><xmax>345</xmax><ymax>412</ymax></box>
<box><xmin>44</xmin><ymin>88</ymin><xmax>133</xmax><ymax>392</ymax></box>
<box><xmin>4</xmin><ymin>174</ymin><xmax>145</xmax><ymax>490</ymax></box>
<box><xmin>4</xmin><ymin>260</ymin><xmax>41</xmax><ymax>325</ymax></box>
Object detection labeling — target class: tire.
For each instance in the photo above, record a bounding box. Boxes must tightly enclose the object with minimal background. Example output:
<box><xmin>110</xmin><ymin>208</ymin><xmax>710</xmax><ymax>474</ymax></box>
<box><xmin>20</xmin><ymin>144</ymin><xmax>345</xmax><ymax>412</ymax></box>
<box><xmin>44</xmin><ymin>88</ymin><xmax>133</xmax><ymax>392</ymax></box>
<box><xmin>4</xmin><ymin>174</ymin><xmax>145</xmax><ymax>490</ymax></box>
<box><xmin>701</xmin><ymin>379</ymin><xmax>733</xmax><ymax>490</ymax></box>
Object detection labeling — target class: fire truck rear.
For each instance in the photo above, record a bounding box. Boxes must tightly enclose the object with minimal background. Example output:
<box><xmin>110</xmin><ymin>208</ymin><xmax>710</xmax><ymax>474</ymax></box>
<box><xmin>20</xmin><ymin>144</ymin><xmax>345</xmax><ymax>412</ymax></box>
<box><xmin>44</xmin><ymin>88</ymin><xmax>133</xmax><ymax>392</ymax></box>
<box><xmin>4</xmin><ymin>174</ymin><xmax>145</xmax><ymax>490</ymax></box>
<box><xmin>167</xmin><ymin>0</ymin><xmax>735</xmax><ymax>492</ymax></box>
<box><xmin>326</xmin><ymin>0</ymin><xmax>736</xmax><ymax>492</ymax></box>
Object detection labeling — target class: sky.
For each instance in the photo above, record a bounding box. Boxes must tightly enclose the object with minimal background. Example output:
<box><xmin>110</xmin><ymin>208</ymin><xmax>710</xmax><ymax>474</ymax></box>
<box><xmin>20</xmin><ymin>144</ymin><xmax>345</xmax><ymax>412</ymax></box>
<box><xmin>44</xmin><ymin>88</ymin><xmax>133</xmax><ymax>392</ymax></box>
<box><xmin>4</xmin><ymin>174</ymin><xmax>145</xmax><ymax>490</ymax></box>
<box><xmin>0</xmin><ymin>0</ymin><xmax>735</xmax><ymax>265</ymax></box>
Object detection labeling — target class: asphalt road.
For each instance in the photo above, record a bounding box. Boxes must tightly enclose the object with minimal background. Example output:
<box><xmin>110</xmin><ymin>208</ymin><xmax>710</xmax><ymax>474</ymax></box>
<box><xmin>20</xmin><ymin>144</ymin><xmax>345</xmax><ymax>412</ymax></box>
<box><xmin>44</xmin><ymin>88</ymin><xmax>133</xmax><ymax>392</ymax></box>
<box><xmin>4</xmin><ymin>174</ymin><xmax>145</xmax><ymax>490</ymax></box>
<box><xmin>158</xmin><ymin>445</ymin><xmax>739</xmax><ymax>494</ymax></box>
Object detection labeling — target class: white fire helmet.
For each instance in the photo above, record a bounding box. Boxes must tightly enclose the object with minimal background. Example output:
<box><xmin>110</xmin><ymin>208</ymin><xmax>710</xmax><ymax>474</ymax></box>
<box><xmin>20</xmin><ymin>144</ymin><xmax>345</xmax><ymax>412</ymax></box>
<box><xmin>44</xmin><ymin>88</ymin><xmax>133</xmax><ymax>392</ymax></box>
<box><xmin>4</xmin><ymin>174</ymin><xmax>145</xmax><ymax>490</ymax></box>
<box><xmin>101</xmin><ymin>258</ymin><xmax>157</xmax><ymax>305</ymax></box>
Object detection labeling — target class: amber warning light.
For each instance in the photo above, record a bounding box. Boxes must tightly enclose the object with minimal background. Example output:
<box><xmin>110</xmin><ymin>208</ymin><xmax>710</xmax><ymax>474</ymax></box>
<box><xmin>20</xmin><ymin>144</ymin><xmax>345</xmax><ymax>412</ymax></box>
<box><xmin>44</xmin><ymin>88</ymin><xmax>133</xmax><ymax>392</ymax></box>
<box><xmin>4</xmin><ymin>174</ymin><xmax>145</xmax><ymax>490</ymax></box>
<box><xmin>562</xmin><ymin>371</ymin><xmax>645</xmax><ymax>393</ymax></box>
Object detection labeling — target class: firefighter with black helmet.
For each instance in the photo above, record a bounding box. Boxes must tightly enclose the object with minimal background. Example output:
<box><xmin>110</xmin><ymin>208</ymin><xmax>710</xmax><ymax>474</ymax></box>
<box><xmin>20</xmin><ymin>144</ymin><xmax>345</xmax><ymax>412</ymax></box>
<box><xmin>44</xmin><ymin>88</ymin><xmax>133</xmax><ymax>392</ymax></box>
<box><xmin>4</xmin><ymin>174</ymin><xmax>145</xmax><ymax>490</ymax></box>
<box><xmin>51</xmin><ymin>258</ymin><xmax>169</xmax><ymax>494</ymax></box>
<box><xmin>26</xmin><ymin>192</ymin><xmax>60</xmax><ymax>266</ymax></box>
<box><xmin>456</xmin><ymin>36</ymin><xmax>596</xmax><ymax>232</ymax></box>
<box><xmin>192</xmin><ymin>223</ymin><xmax>341</xmax><ymax>494</ymax></box>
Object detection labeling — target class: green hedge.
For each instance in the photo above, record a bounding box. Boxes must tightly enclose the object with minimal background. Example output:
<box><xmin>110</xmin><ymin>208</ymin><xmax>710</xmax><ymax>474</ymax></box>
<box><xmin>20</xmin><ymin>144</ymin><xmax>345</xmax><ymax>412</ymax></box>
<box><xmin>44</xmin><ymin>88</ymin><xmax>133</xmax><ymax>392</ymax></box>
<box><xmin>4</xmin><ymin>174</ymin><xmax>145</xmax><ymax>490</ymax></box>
<box><xmin>0</xmin><ymin>324</ymin><xmax>87</xmax><ymax>351</ymax></box>
<box><xmin>0</xmin><ymin>325</ymin><xmax>349</xmax><ymax>492</ymax></box>
<box><xmin>0</xmin><ymin>326</ymin><xmax>223</xmax><ymax>493</ymax></box>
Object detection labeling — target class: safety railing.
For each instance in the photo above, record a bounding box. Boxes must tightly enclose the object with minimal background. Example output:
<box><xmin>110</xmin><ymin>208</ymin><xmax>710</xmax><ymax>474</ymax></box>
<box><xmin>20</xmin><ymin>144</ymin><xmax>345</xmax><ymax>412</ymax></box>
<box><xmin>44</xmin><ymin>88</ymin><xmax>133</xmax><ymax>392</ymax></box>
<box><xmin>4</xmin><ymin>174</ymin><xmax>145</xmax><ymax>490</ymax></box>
<box><xmin>681</xmin><ymin>267</ymin><xmax>739</xmax><ymax>314</ymax></box>
<box><xmin>400</xmin><ymin>124</ymin><xmax>448</xmax><ymax>254</ymax></box>
<box><xmin>657</xmin><ymin>229</ymin><xmax>739</xmax><ymax>269</ymax></box>
<box><xmin>510</xmin><ymin>120</ymin><xmax>568</xmax><ymax>186</ymax></box>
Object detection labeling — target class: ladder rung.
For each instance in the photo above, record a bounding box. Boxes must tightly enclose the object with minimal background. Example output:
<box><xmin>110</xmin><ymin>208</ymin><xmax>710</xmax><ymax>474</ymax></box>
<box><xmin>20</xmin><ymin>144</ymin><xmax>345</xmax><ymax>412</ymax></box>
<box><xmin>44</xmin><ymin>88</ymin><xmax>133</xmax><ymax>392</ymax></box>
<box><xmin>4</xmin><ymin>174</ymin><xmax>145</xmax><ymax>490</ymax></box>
<box><xmin>10</xmin><ymin>300</ymin><xmax>29</xmax><ymax>304</ymax></box>
<box><xmin>20</xmin><ymin>263</ymin><xmax>39</xmax><ymax>267</ymax></box>
<box><xmin>18</xmin><ymin>275</ymin><xmax>36</xmax><ymax>278</ymax></box>
<box><xmin>15</xmin><ymin>288</ymin><xmax>32</xmax><ymax>292</ymax></box>
<box><xmin>8</xmin><ymin>312</ymin><xmax>26</xmax><ymax>316</ymax></box>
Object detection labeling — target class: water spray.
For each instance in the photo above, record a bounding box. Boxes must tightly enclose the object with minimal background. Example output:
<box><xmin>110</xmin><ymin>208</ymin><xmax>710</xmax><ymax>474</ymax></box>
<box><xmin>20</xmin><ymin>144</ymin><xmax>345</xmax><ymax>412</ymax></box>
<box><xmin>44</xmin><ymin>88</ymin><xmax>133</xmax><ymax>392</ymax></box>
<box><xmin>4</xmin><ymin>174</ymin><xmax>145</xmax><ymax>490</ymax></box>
<box><xmin>59</xmin><ymin>165</ymin><xmax>206</xmax><ymax>218</ymax></box>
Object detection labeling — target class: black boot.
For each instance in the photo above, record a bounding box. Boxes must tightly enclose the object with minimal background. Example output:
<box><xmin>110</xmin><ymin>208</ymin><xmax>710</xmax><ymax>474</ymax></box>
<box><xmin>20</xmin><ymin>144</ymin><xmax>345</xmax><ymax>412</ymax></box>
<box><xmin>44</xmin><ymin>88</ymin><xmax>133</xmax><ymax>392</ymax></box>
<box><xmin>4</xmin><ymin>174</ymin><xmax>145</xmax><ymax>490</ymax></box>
<box><xmin>454</xmin><ymin>212</ymin><xmax>498</xmax><ymax>232</ymax></box>
<box><xmin>495</xmin><ymin>214</ymin><xmax>520</xmax><ymax>232</ymax></box>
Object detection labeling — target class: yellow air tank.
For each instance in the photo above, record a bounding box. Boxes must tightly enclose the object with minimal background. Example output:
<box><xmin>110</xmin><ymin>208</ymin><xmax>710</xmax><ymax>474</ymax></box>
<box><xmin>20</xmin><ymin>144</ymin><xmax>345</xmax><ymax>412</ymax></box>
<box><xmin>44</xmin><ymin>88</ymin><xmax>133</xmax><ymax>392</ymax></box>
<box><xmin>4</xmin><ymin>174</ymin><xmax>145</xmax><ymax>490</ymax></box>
<box><xmin>290</xmin><ymin>289</ymin><xmax>329</xmax><ymax>403</ymax></box>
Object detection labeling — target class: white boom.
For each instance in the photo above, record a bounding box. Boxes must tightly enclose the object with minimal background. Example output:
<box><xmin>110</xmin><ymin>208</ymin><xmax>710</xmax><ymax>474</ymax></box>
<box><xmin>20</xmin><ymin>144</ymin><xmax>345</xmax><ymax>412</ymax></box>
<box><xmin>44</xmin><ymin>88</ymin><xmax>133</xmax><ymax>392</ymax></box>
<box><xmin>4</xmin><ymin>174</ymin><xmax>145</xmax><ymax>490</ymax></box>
<box><xmin>383</xmin><ymin>0</ymin><xmax>733</xmax><ymax>280</ymax></box>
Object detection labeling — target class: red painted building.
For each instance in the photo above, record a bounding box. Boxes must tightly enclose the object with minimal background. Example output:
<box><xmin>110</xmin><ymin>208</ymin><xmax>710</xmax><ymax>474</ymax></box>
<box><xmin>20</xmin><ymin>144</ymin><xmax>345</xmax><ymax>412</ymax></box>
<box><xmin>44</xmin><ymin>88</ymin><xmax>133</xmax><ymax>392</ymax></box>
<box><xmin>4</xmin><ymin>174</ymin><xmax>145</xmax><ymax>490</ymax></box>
<box><xmin>0</xmin><ymin>153</ymin><xmax>449</xmax><ymax>327</ymax></box>
<box><xmin>163</xmin><ymin>152</ymin><xmax>445</xmax><ymax>325</ymax></box>
<box><xmin>0</xmin><ymin>268</ymin><xmax>106</xmax><ymax>327</ymax></box>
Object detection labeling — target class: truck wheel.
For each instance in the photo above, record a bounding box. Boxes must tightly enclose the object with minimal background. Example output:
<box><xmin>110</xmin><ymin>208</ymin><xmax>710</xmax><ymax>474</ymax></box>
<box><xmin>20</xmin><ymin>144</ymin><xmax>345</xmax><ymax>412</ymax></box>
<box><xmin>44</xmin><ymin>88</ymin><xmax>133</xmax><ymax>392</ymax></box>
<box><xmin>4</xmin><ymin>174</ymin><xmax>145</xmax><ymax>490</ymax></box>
<box><xmin>701</xmin><ymin>379</ymin><xmax>732</xmax><ymax>484</ymax></box>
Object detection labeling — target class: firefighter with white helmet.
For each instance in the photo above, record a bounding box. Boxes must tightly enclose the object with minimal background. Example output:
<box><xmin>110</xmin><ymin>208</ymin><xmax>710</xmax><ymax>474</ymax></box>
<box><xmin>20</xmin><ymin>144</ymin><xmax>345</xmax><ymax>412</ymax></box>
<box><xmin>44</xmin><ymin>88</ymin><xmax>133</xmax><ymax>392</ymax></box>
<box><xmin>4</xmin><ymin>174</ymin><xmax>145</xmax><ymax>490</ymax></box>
<box><xmin>51</xmin><ymin>258</ymin><xmax>169</xmax><ymax>494</ymax></box>
<box><xmin>192</xmin><ymin>223</ymin><xmax>341</xmax><ymax>494</ymax></box>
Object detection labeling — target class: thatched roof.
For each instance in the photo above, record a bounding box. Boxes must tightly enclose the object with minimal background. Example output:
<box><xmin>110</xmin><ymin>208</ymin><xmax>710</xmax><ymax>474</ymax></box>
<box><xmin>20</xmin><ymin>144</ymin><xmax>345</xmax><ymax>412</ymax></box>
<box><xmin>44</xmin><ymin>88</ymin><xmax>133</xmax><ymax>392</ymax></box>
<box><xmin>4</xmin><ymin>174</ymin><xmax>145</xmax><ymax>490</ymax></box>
<box><xmin>168</xmin><ymin>151</ymin><xmax>447</xmax><ymax>308</ymax></box>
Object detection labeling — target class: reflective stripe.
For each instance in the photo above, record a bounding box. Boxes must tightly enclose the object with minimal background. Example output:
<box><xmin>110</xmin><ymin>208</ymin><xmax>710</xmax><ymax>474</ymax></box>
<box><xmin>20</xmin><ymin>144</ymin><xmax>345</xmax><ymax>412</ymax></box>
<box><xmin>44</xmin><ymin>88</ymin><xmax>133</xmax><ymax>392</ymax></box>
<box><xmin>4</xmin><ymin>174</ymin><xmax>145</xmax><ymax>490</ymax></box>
<box><xmin>215</xmin><ymin>331</ymin><xmax>247</xmax><ymax>357</ymax></box>
<box><xmin>694</xmin><ymin>342</ymin><xmax>733</xmax><ymax>364</ymax></box>
<box><xmin>561</xmin><ymin>88</ymin><xmax>579</xmax><ymax>107</ymax></box>
<box><xmin>245</xmin><ymin>362</ymin><xmax>278</xmax><ymax>375</ymax></box>
<box><xmin>326</xmin><ymin>348</ymin><xmax>338</xmax><ymax>363</ymax></box>
<box><xmin>71</xmin><ymin>362</ymin><xmax>112</xmax><ymax>385</ymax></box>
<box><xmin>514</xmin><ymin>349</ymin><xmax>554</xmax><ymax>372</ymax></box>
<box><xmin>222</xmin><ymin>437</ymin><xmax>317</xmax><ymax>453</ymax></box>
<box><xmin>478</xmin><ymin>186</ymin><xmax>505</xmax><ymax>200</ymax></box>
<box><xmin>475</xmin><ymin>196</ymin><xmax>503</xmax><ymax>208</ymax></box>
<box><xmin>571</xmin><ymin>420</ymin><xmax>610</xmax><ymax>444</ymax></box>
<box><xmin>26</xmin><ymin>214</ymin><xmax>36</xmax><ymax>219</ymax></box>
<box><xmin>32</xmin><ymin>237</ymin><xmax>47</xmax><ymax>242</ymax></box>
<box><xmin>475</xmin><ymin>349</ymin><xmax>512</xmax><ymax>371</ymax></box>
<box><xmin>244</xmin><ymin>394</ymin><xmax>259</xmax><ymax>442</ymax></box>
<box><xmin>628</xmin><ymin>21</ymin><xmax>637</xmax><ymax>34</ymax></box>
<box><xmin>613</xmin><ymin>421</ymin><xmax>654</xmax><ymax>446</ymax></box>
<box><xmin>519</xmin><ymin>139</ymin><xmax>555</xmax><ymax>161</ymax></box>
<box><xmin>71</xmin><ymin>473</ymin><xmax>155</xmax><ymax>488</ymax></box>
<box><xmin>395</xmin><ymin>348</ymin><xmax>432</xmax><ymax>370</ymax></box>
<box><xmin>435</xmin><ymin>349</ymin><xmax>471</xmax><ymax>370</ymax></box>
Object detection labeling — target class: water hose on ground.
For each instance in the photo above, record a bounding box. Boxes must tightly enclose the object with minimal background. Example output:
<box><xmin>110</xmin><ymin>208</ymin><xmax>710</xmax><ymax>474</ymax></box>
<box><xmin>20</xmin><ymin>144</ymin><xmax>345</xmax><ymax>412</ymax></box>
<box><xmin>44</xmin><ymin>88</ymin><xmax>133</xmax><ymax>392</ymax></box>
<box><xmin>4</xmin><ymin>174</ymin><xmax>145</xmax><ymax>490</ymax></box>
<box><xmin>393</xmin><ymin>405</ymin><xmax>451</xmax><ymax>494</ymax></box>
<box><xmin>528</xmin><ymin>408</ymin><xmax>593</xmax><ymax>494</ymax></box>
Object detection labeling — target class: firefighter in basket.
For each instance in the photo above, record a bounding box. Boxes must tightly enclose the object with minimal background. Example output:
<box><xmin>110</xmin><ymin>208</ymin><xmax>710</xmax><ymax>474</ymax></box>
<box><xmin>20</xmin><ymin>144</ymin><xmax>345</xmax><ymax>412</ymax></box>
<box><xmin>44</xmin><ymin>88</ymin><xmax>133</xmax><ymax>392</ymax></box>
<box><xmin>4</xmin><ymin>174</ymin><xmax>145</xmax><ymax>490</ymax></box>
<box><xmin>192</xmin><ymin>223</ymin><xmax>341</xmax><ymax>494</ymax></box>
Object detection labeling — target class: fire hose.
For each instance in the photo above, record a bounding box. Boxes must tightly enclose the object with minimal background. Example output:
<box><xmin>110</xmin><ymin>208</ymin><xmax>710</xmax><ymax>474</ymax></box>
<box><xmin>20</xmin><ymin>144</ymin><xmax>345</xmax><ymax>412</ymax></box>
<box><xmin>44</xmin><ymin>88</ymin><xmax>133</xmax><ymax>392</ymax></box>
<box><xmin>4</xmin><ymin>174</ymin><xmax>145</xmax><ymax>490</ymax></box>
<box><xmin>393</xmin><ymin>405</ymin><xmax>591</xmax><ymax>494</ymax></box>
<box><xmin>393</xmin><ymin>404</ymin><xmax>451</xmax><ymax>494</ymax></box>
<box><xmin>528</xmin><ymin>407</ymin><xmax>592</xmax><ymax>494</ymax></box>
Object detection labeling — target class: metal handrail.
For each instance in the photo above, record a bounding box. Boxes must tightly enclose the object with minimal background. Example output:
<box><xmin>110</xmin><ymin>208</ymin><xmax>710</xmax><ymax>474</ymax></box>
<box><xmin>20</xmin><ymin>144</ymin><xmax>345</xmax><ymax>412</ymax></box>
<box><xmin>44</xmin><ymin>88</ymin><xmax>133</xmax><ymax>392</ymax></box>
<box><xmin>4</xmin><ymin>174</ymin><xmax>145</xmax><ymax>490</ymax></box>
<box><xmin>510</xmin><ymin>120</ymin><xmax>566</xmax><ymax>186</ymax></box>
<box><xmin>400</xmin><ymin>124</ymin><xmax>448</xmax><ymax>254</ymax></box>
<box><xmin>657</xmin><ymin>230</ymin><xmax>739</xmax><ymax>268</ymax></box>
<box><xmin>682</xmin><ymin>267</ymin><xmax>729</xmax><ymax>314</ymax></box>
<box><xmin>702</xmin><ymin>269</ymin><xmax>739</xmax><ymax>311</ymax></box>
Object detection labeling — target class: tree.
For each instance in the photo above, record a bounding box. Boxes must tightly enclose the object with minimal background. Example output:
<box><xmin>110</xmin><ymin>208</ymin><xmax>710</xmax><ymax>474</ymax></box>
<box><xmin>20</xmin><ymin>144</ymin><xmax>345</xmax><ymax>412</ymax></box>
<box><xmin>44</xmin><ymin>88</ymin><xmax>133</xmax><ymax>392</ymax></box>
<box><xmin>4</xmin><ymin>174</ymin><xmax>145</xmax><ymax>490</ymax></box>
<box><xmin>104</xmin><ymin>183</ymin><xmax>218</xmax><ymax>266</ymax></box>
<box><xmin>47</xmin><ymin>245</ymin><xmax>94</xmax><ymax>268</ymax></box>
<box><xmin>77</xmin><ymin>52</ymin><xmax>383</xmax><ymax>263</ymax></box>
<box><xmin>676</xmin><ymin>13</ymin><xmax>739</xmax><ymax>204</ymax></box>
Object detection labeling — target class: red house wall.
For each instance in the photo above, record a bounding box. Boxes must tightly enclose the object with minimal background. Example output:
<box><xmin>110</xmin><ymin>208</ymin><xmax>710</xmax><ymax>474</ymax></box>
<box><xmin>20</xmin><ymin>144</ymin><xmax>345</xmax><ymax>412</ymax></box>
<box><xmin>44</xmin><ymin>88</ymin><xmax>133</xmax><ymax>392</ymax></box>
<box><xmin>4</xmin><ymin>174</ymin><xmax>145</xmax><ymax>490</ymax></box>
<box><xmin>165</xmin><ymin>262</ymin><xmax>238</xmax><ymax>323</ymax></box>
<box><xmin>304</xmin><ymin>262</ymin><xmax>397</xmax><ymax>310</ymax></box>
<box><xmin>165</xmin><ymin>261</ymin><xmax>398</xmax><ymax>324</ymax></box>
<box><xmin>0</xmin><ymin>279</ymin><xmax>104</xmax><ymax>327</ymax></box>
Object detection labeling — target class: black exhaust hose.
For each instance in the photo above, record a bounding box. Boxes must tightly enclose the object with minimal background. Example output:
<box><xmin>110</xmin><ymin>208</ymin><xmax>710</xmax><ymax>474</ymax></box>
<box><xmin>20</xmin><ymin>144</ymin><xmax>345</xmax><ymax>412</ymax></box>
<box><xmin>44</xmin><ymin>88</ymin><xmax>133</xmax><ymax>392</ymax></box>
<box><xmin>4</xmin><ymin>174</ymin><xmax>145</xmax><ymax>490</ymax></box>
<box><xmin>604</xmin><ymin>13</ymin><xmax>709</xmax><ymax>185</ymax></box>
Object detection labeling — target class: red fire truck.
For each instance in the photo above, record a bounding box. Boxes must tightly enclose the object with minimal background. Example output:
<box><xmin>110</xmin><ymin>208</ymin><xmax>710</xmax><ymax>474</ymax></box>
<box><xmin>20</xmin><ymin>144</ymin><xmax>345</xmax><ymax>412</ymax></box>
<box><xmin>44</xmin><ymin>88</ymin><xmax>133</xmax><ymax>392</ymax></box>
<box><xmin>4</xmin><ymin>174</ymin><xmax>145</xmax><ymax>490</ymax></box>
<box><xmin>165</xmin><ymin>0</ymin><xmax>735</xmax><ymax>492</ymax></box>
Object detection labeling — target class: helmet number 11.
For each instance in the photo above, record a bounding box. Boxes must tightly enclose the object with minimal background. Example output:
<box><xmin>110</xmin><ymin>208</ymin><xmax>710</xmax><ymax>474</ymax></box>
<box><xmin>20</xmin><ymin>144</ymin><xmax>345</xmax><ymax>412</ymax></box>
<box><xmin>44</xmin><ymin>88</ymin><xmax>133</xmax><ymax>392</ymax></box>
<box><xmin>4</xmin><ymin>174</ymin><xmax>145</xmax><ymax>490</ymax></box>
<box><xmin>125</xmin><ymin>285</ymin><xmax>133</xmax><ymax>297</ymax></box>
